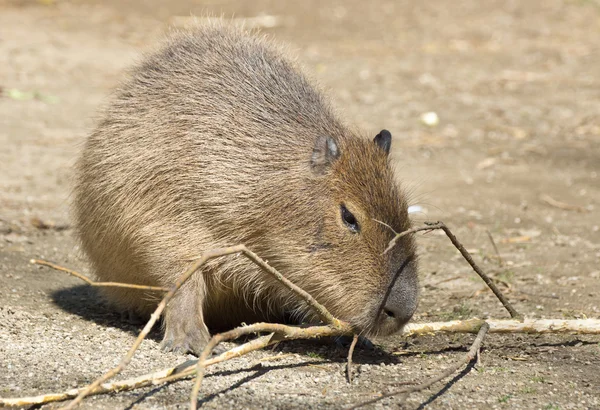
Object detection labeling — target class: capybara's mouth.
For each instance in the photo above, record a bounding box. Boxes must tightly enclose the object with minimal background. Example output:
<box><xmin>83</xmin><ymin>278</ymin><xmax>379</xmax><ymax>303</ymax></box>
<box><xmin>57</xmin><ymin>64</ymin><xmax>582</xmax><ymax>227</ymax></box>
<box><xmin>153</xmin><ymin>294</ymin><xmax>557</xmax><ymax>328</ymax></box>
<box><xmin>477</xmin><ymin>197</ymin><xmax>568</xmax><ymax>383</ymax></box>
<box><xmin>374</xmin><ymin>310</ymin><xmax>409</xmax><ymax>336</ymax></box>
<box><xmin>344</xmin><ymin>305</ymin><xmax>409</xmax><ymax>337</ymax></box>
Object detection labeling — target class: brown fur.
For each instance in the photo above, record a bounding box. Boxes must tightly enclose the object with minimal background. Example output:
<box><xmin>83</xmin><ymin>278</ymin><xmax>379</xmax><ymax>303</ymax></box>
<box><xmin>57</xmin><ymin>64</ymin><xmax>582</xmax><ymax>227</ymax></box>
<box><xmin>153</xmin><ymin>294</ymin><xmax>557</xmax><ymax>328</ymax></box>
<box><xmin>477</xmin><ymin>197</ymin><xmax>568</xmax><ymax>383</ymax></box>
<box><xmin>73</xmin><ymin>22</ymin><xmax>419</xmax><ymax>355</ymax></box>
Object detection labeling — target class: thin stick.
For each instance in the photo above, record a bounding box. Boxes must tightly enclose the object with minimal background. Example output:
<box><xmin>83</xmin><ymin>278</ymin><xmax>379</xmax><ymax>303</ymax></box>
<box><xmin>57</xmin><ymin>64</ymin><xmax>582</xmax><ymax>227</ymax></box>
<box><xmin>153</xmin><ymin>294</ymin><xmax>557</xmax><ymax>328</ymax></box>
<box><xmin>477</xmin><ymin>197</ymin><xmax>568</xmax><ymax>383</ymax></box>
<box><xmin>348</xmin><ymin>322</ymin><xmax>490</xmax><ymax>409</ymax></box>
<box><xmin>383</xmin><ymin>221</ymin><xmax>523</xmax><ymax>318</ymax></box>
<box><xmin>432</xmin><ymin>222</ymin><xmax>521</xmax><ymax>319</ymax></box>
<box><xmin>4</xmin><ymin>318</ymin><xmax>599</xmax><ymax>407</ymax></box>
<box><xmin>0</xmin><ymin>334</ymin><xmax>278</xmax><ymax>408</ymax></box>
<box><xmin>346</xmin><ymin>334</ymin><xmax>359</xmax><ymax>383</ymax></box>
<box><xmin>190</xmin><ymin>247</ymin><xmax>343</xmax><ymax>328</ymax></box>
<box><xmin>386</xmin><ymin>222</ymin><xmax>520</xmax><ymax>318</ymax></box>
<box><xmin>61</xmin><ymin>244</ymin><xmax>344</xmax><ymax>409</ymax></box>
<box><xmin>158</xmin><ymin>334</ymin><xmax>279</xmax><ymax>384</ymax></box>
<box><xmin>0</xmin><ymin>366</ymin><xmax>181</xmax><ymax>408</ymax></box>
<box><xmin>190</xmin><ymin>323</ymin><xmax>350</xmax><ymax>409</ymax></box>
<box><xmin>401</xmin><ymin>318</ymin><xmax>600</xmax><ymax>336</ymax></box>
<box><xmin>61</xmin><ymin>245</ymin><xmax>242</xmax><ymax>410</ymax></box>
<box><xmin>30</xmin><ymin>259</ymin><xmax>169</xmax><ymax>292</ymax></box>
<box><xmin>485</xmin><ymin>230</ymin><xmax>504</xmax><ymax>266</ymax></box>
<box><xmin>383</xmin><ymin>224</ymin><xmax>442</xmax><ymax>254</ymax></box>
<box><xmin>540</xmin><ymin>194</ymin><xmax>589</xmax><ymax>213</ymax></box>
<box><xmin>237</xmin><ymin>247</ymin><xmax>343</xmax><ymax>328</ymax></box>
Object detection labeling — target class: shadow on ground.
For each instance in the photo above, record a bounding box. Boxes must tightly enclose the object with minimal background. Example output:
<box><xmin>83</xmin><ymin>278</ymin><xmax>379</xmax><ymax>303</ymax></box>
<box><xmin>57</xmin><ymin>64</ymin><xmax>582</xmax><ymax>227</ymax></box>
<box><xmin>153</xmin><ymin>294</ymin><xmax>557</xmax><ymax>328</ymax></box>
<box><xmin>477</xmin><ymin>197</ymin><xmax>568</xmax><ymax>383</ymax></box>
<box><xmin>51</xmin><ymin>284</ymin><xmax>163</xmax><ymax>341</ymax></box>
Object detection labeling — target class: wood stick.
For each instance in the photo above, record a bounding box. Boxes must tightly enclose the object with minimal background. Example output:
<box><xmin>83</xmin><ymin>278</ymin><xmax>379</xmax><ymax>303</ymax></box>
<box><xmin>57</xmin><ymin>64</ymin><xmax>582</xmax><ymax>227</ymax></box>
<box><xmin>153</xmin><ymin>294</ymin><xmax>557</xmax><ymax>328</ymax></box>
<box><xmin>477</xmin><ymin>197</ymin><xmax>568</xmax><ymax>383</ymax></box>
<box><xmin>402</xmin><ymin>318</ymin><xmax>600</xmax><ymax>336</ymax></box>
<box><xmin>60</xmin><ymin>245</ymin><xmax>245</xmax><ymax>409</ymax></box>
<box><xmin>189</xmin><ymin>323</ymin><xmax>350</xmax><ymax>409</ymax></box>
<box><xmin>3</xmin><ymin>318</ymin><xmax>598</xmax><ymax>408</ymax></box>
<box><xmin>236</xmin><ymin>247</ymin><xmax>344</xmax><ymax>329</ymax></box>
<box><xmin>0</xmin><ymin>334</ymin><xmax>277</xmax><ymax>408</ymax></box>
<box><xmin>30</xmin><ymin>259</ymin><xmax>169</xmax><ymax>292</ymax></box>
<box><xmin>385</xmin><ymin>221</ymin><xmax>521</xmax><ymax>319</ymax></box>
<box><xmin>385</xmin><ymin>222</ymin><xmax>520</xmax><ymax>319</ymax></box>
<box><xmin>431</xmin><ymin>221</ymin><xmax>522</xmax><ymax>319</ymax></box>
<box><xmin>60</xmin><ymin>244</ymin><xmax>344</xmax><ymax>409</ymax></box>
<box><xmin>348</xmin><ymin>322</ymin><xmax>490</xmax><ymax>409</ymax></box>
<box><xmin>346</xmin><ymin>334</ymin><xmax>359</xmax><ymax>383</ymax></box>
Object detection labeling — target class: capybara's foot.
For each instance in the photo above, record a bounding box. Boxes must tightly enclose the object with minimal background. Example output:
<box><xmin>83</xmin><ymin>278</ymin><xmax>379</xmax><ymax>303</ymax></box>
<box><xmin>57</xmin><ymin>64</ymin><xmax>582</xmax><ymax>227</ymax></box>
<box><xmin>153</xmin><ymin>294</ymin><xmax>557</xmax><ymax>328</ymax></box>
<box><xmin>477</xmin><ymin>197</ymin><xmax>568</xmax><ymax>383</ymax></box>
<box><xmin>160</xmin><ymin>324</ymin><xmax>210</xmax><ymax>356</ymax></box>
<box><xmin>161</xmin><ymin>285</ymin><xmax>211</xmax><ymax>356</ymax></box>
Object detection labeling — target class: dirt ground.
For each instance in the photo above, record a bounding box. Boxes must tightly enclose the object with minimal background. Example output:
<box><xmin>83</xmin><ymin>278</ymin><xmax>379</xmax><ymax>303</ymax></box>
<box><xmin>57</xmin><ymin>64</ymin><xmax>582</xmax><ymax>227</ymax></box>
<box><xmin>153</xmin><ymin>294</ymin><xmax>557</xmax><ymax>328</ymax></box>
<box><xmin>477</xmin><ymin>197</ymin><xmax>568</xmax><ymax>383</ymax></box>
<box><xmin>1</xmin><ymin>0</ymin><xmax>599</xmax><ymax>408</ymax></box>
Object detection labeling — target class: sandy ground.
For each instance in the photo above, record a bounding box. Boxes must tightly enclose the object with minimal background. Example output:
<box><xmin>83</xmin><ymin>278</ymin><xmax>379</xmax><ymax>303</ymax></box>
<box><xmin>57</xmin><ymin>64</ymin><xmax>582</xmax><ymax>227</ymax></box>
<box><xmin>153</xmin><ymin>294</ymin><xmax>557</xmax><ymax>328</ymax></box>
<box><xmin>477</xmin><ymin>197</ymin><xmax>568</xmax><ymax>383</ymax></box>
<box><xmin>1</xmin><ymin>0</ymin><xmax>599</xmax><ymax>408</ymax></box>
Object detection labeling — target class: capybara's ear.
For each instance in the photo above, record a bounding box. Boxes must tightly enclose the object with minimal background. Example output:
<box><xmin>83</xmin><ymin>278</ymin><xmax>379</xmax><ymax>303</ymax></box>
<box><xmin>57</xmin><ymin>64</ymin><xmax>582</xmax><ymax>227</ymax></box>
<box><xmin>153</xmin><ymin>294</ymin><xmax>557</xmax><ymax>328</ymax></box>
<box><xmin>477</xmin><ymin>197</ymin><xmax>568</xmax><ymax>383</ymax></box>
<box><xmin>373</xmin><ymin>129</ymin><xmax>392</xmax><ymax>155</ymax></box>
<box><xmin>311</xmin><ymin>135</ymin><xmax>340</xmax><ymax>174</ymax></box>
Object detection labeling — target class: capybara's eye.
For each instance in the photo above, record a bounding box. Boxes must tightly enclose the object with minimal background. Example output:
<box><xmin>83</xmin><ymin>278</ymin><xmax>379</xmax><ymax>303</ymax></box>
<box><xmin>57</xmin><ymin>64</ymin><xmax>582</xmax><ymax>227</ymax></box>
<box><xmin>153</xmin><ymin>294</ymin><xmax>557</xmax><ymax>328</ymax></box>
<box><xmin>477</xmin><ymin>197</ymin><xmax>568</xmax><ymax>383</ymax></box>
<box><xmin>341</xmin><ymin>205</ymin><xmax>360</xmax><ymax>233</ymax></box>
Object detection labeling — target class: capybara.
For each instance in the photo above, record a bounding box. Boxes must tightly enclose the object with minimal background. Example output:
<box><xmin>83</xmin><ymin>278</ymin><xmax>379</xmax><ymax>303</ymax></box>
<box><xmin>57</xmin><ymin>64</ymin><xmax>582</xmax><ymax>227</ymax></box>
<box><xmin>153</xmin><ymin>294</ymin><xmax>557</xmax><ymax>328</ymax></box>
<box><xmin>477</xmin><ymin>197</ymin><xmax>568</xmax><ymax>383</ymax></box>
<box><xmin>73</xmin><ymin>22</ymin><xmax>418</xmax><ymax>355</ymax></box>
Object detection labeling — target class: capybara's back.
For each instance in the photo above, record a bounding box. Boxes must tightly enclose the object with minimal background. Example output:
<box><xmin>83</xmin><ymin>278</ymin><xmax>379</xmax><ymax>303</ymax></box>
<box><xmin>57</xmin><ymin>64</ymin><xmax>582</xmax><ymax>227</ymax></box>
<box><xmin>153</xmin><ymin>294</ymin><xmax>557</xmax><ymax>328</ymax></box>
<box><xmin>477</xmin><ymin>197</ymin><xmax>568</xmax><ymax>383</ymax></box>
<box><xmin>74</xmin><ymin>23</ymin><xmax>419</xmax><ymax>355</ymax></box>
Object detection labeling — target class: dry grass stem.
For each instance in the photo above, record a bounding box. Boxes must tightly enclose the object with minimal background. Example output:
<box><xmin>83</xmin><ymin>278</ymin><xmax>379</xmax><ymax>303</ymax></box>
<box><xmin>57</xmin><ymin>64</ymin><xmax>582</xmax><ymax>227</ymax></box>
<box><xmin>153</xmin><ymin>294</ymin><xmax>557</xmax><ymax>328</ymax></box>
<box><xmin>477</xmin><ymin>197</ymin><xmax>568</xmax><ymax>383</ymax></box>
<box><xmin>30</xmin><ymin>259</ymin><xmax>169</xmax><ymax>292</ymax></box>
<box><xmin>485</xmin><ymin>229</ymin><xmax>504</xmax><ymax>266</ymax></box>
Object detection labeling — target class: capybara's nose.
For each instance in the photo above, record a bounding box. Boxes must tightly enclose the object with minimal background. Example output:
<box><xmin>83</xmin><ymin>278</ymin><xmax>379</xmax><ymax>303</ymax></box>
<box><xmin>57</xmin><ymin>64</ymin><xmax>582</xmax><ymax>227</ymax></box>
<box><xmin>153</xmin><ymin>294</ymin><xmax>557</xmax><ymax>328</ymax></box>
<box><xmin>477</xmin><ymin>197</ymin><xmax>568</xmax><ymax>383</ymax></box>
<box><xmin>383</xmin><ymin>262</ymin><xmax>419</xmax><ymax>326</ymax></box>
<box><xmin>382</xmin><ymin>301</ymin><xmax>416</xmax><ymax>325</ymax></box>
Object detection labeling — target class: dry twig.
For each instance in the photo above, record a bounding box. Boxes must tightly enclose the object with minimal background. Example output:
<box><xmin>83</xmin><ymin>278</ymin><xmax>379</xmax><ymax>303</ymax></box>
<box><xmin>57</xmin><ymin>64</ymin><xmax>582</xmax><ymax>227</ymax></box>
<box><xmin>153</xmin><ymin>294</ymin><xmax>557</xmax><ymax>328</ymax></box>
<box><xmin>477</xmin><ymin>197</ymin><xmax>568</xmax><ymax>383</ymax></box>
<box><xmin>60</xmin><ymin>244</ymin><xmax>346</xmax><ymax>410</ymax></box>
<box><xmin>401</xmin><ymin>318</ymin><xmax>600</xmax><ymax>336</ymax></box>
<box><xmin>346</xmin><ymin>334</ymin><xmax>359</xmax><ymax>383</ymax></box>
<box><xmin>190</xmin><ymin>323</ymin><xmax>350</xmax><ymax>409</ymax></box>
<box><xmin>540</xmin><ymin>194</ymin><xmax>590</xmax><ymax>213</ymax></box>
<box><xmin>9</xmin><ymin>221</ymin><xmax>535</xmax><ymax>408</ymax></box>
<box><xmin>485</xmin><ymin>229</ymin><xmax>504</xmax><ymax>265</ymax></box>
<box><xmin>30</xmin><ymin>259</ymin><xmax>169</xmax><ymax>292</ymax></box>
<box><xmin>3</xmin><ymin>318</ymin><xmax>599</xmax><ymax>407</ymax></box>
<box><xmin>348</xmin><ymin>322</ymin><xmax>490</xmax><ymax>409</ymax></box>
<box><xmin>385</xmin><ymin>221</ymin><xmax>521</xmax><ymax>319</ymax></box>
<box><xmin>0</xmin><ymin>334</ymin><xmax>276</xmax><ymax>407</ymax></box>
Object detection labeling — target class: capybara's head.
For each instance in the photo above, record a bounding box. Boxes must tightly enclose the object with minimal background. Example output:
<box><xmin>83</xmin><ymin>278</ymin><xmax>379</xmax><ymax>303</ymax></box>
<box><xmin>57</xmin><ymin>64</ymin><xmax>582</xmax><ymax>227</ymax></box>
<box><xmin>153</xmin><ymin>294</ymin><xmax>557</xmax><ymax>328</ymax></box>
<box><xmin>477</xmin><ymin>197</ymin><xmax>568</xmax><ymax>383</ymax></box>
<box><xmin>282</xmin><ymin>129</ymin><xmax>418</xmax><ymax>336</ymax></box>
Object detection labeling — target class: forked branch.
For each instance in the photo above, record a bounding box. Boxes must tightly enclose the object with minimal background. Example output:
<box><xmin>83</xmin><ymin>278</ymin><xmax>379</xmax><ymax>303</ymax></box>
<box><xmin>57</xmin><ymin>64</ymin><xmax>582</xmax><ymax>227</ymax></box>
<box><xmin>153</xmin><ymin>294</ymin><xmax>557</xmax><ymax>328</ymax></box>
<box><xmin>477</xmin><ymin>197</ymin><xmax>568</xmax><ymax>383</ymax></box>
<box><xmin>385</xmin><ymin>221</ymin><xmax>521</xmax><ymax>319</ymax></box>
<box><xmin>31</xmin><ymin>259</ymin><xmax>168</xmax><ymax>292</ymax></box>
<box><xmin>189</xmin><ymin>322</ymin><xmax>350</xmax><ymax>409</ymax></box>
<box><xmin>348</xmin><ymin>322</ymin><xmax>491</xmax><ymax>409</ymax></box>
<box><xmin>3</xmin><ymin>318</ymin><xmax>599</xmax><ymax>408</ymax></box>
<box><xmin>6</xmin><ymin>221</ymin><xmax>545</xmax><ymax>409</ymax></box>
<box><xmin>59</xmin><ymin>244</ymin><xmax>346</xmax><ymax>410</ymax></box>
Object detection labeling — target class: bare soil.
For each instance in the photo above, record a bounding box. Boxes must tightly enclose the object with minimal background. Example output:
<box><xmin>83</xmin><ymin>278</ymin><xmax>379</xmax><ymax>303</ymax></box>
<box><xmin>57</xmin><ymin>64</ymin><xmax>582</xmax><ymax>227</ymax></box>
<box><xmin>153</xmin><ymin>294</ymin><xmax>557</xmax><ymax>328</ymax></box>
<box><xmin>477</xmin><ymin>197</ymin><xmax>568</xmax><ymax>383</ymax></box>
<box><xmin>1</xmin><ymin>0</ymin><xmax>599</xmax><ymax>409</ymax></box>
